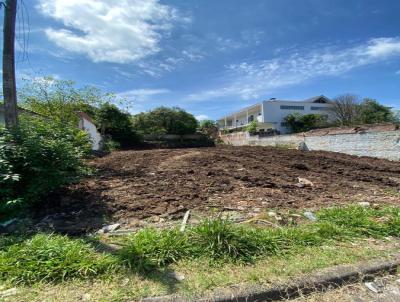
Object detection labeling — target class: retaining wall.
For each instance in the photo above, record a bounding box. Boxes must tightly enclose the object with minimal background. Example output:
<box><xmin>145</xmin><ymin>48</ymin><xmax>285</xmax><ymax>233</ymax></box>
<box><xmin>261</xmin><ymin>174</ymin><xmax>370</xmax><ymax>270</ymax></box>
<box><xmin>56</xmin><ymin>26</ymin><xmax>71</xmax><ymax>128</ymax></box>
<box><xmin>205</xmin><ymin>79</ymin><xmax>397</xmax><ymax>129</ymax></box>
<box><xmin>221</xmin><ymin>126</ymin><xmax>400</xmax><ymax>161</ymax></box>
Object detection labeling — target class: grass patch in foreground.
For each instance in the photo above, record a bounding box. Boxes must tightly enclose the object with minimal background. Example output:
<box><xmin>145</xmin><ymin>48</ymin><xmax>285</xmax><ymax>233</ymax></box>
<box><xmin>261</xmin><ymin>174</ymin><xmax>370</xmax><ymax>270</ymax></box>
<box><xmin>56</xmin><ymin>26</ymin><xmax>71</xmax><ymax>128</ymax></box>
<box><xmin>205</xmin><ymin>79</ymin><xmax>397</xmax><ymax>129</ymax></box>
<box><xmin>0</xmin><ymin>234</ymin><xmax>118</xmax><ymax>285</ymax></box>
<box><xmin>4</xmin><ymin>240</ymin><xmax>398</xmax><ymax>302</ymax></box>
<box><xmin>0</xmin><ymin>205</ymin><xmax>399</xmax><ymax>288</ymax></box>
<box><xmin>119</xmin><ymin>205</ymin><xmax>400</xmax><ymax>270</ymax></box>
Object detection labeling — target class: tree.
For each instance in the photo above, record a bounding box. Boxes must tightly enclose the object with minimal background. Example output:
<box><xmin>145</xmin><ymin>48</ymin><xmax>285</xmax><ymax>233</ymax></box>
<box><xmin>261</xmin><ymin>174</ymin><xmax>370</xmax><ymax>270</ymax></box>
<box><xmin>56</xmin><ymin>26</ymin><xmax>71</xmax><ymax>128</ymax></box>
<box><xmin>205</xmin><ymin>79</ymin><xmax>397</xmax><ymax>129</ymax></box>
<box><xmin>132</xmin><ymin>107</ymin><xmax>198</xmax><ymax>135</ymax></box>
<box><xmin>359</xmin><ymin>98</ymin><xmax>396</xmax><ymax>124</ymax></box>
<box><xmin>96</xmin><ymin>102</ymin><xmax>141</xmax><ymax>148</ymax></box>
<box><xmin>2</xmin><ymin>0</ymin><xmax>18</xmax><ymax>129</ymax></box>
<box><xmin>283</xmin><ymin>113</ymin><xmax>327</xmax><ymax>133</ymax></box>
<box><xmin>20</xmin><ymin>77</ymin><xmax>108</xmax><ymax>126</ymax></box>
<box><xmin>330</xmin><ymin>94</ymin><xmax>361</xmax><ymax>126</ymax></box>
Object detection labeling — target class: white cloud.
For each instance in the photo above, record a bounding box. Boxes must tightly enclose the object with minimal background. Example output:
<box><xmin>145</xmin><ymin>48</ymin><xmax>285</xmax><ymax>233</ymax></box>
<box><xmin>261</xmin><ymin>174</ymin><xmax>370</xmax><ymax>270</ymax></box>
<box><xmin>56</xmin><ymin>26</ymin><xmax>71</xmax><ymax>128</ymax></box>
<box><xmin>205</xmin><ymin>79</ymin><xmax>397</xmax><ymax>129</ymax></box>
<box><xmin>37</xmin><ymin>0</ymin><xmax>187</xmax><ymax>64</ymax></box>
<box><xmin>195</xmin><ymin>114</ymin><xmax>209</xmax><ymax>121</ymax></box>
<box><xmin>117</xmin><ymin>88</ymin><xmax>170</xmax><ymax>101</ymax></box>
<box><xmin>187</xmin><ymin>37</ymin><xmax>400</xmax><ymax>101</ymax></box>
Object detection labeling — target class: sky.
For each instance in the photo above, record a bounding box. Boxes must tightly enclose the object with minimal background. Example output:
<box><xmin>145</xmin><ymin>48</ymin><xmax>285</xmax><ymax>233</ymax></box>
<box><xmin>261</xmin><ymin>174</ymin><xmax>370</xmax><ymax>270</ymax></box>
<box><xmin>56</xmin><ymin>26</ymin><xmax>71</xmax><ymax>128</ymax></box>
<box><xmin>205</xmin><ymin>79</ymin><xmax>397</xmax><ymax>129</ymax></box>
<box><xmin>3</xmin><ymin>0</ymin><xmax>400</xmax><ymax>120</ymax></box>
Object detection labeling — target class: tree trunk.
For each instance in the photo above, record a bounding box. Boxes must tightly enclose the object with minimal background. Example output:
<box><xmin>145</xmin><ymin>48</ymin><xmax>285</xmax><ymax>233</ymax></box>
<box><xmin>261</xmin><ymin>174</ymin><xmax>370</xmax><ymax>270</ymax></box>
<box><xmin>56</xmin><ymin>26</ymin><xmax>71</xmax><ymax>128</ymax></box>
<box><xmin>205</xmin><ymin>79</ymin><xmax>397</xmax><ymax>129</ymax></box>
<box><xmin>2</xmin><ymin>0</ymin><xmax>18</xmax><ymax>129</ymax></box>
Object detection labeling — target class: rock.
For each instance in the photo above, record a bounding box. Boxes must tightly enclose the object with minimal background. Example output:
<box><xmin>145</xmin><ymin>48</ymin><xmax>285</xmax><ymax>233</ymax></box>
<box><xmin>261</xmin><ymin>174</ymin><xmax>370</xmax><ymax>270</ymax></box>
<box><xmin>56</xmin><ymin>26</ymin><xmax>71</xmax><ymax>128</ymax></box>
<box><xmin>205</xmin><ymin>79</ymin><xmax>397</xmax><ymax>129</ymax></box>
<box><xmin>167</xmin><ymin>271</ymin><xmax>185</xmax><ymax>281</ymax></box>
<box><xmin>97</xmin><ymin>223</ymin><xmax>121</xmax><ymax>234</ymax></box>
<box><xmin>267</xmin><ymin>211</ymin><xmax>277</xmax><ymax>217</ymax></box>
<box><xmin>0</xmin><ymin>288</ymin><xmax>18</xmax><ymax>298</ymax></box>
<box><xmin>253</xmin><ymin>207</ymin><xmax>261</xmax><ymax>213</ymax></box>
<box><xmin>303</xmin><ymin>211</ymin><xmax>317</xmax><ymax>221</ymax></box>
<box><xmin>358</xmin><ymin>201</ymin><xmax>370</xmax><ymax>207</ymax></box>
<box><xmin>296</xmin><ymin>177</ymin><xmax>314</xmax><ymax>188</ymax></box>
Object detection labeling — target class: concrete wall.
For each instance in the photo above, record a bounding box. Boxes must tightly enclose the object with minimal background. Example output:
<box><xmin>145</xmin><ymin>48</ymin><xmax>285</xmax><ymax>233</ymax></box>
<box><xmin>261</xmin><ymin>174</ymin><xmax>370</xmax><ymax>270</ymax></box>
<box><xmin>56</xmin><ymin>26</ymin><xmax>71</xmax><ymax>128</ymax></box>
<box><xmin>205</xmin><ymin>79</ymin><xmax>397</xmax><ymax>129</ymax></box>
<box><xmin>221</xmin><ymin>128</ymin><xmax>400</xmax><ymax>161</ymax></box>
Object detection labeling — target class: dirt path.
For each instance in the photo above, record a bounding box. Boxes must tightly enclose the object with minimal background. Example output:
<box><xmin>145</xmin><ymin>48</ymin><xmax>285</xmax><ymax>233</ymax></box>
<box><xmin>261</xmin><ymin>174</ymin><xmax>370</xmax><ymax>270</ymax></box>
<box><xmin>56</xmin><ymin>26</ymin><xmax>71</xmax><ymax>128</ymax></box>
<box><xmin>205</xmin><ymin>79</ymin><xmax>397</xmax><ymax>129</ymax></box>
<box><xmin>37</xmin><ymin>146</ymin><xmax>400</xmax><ymax>233</ymax></box>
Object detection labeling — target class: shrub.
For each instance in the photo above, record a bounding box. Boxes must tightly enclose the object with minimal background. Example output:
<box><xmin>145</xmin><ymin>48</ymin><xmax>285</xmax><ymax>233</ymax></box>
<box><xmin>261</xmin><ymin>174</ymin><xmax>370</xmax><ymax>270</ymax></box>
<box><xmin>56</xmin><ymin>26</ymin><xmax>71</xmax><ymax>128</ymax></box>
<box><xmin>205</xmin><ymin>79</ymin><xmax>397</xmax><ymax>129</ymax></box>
<box><xmin>283</xmin><ymin>113</ymin><xmax>328</xmax><ymax>133</ymax></box>
<box><xmin>96</xmin><ymin>103</ymin><xmax>142</xmax><ymax>148</ymax></box>
<box><xmin>0</xmin><ymin>116</ymin><xmax>92</xmax><ymax>217</ymax></box>
<box><xmin>0</xmin><ymin>234</ymin><xmax>117</xmax><ymax>284</ymax></box>
<box><xmin>245</xmin><ymin>120</ymin><xmax>258</xmax><ymax>135</ymax></box>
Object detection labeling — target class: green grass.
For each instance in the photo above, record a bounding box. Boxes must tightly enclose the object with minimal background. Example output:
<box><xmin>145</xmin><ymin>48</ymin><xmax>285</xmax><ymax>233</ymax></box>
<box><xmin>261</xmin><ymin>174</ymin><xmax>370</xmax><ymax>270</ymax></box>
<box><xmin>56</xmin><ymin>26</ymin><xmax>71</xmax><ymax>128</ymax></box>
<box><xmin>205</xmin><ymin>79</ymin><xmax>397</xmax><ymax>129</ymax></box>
<box><xmin>1</xmin><ymin>205</ymin><xmax>399</xmax><ymax>289</ymax></box>
<box><xmin>0</xmin><ymin>234</ymin><xmax>118</xmax><ymax>285</ymax></box>
<box><xmin>118</xmin><ymin>205</ymin><xmax>400</xmax><ymax>270</ymax></box>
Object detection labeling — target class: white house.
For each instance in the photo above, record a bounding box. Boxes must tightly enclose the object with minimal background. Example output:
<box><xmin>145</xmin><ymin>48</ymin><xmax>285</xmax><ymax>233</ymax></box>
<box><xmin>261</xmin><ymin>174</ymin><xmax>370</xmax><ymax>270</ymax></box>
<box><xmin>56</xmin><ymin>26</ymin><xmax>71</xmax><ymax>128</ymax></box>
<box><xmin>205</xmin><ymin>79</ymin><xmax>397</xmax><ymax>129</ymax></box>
<box><xmin>0</xmin><ymin>104</ymin><xmax>102</xmax><ymax>151</ymax></box>
<box><xmin>77</xmin><ymin>111</ymin><xmax>102</xmax><ymax>151</ymax></box>
<box><xmin>217</xmin><ymin>95</ymin><xmax>333</xmax><ymax>134</ymax></box>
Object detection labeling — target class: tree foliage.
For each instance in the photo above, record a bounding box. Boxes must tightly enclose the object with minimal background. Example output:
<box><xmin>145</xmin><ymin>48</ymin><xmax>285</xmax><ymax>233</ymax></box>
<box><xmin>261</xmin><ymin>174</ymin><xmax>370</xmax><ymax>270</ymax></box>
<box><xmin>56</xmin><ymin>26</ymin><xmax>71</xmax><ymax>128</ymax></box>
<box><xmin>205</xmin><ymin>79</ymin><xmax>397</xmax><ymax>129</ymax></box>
<box><xmin>199</xmin><ymin>119</ymin><xmax>218</xmax><ymax>138</ymax></box>
<box><xmin>132</xmin><ymin>107</ymin><xmax>198</xmax><ymax>135</ymax></box>
<box><xmin>283</xmin><ymin>113</ymin><xmax>328</xmax><ymax>133</ymax></box>
<box><xmin>96</xmin><ymin>103</ymin><xmax>141</xmax><ymax>148</ymax></box>
<box><xmin>359</xmin><ymin>98</ymin><xmax>397</xmax><ymax>124</ymax></box>
<box><xmin>20</xmin><ymin>77</ymin><xmax>108</xmax><ymax>126</ymax></box>
<box><xmin>245</xmin><ymin>120</ymin><xmax>258</xmax><ymax>135</ymax></box>
<box><xmin>331</xmin><ymin>94</ymin><xmax>397</xmax><ymax>126</ymax></box>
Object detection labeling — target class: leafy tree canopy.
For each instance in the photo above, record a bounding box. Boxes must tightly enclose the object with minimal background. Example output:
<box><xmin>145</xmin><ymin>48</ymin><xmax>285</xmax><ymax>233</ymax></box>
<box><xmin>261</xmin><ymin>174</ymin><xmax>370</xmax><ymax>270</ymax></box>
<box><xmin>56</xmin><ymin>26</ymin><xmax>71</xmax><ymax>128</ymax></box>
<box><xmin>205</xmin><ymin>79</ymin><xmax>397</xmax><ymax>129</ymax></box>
<box><xmin>283</xmin><ymin>113</ymin><xmax>328</xmax><ymax>133</ymax></box>
<box><xmin>132</xmin><ymin>107</ymin><xmax>198</xmax><ymax>135</ymax></box>
<box><xmin>359</xmin><ymin>98</ymin><xmax>397</xmax><ymax>124</ymax></box>
<box><xmin>20</xmin><ymin>77</ymin><xmax>112</xmax><ymax>126</ymax></box>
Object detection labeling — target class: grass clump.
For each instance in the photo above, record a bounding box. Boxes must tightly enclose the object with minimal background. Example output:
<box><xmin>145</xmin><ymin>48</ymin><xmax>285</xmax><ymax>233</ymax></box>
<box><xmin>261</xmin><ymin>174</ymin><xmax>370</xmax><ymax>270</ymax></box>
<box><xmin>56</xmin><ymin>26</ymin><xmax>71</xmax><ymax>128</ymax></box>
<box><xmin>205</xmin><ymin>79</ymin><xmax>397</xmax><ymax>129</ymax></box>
<box><xmin>0</xmin><ymin>234</ymin><xmax>117</xmax><ymax>284</ymax></box>
<box><xmin>120</xmin><ymin>205</ymin><xmax>400</xmax><ymax>270</ymax></box>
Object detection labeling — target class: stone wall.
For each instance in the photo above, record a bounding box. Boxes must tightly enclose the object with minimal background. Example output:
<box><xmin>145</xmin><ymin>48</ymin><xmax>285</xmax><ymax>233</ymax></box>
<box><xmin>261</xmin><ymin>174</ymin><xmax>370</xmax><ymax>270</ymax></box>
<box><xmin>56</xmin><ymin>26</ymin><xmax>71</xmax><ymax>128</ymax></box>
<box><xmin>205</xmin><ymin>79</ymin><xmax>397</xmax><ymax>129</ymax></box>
<box><xmin>220</xmin><ymin>124</ymin><xmax>400</xmax><ymax>161</ymax></box>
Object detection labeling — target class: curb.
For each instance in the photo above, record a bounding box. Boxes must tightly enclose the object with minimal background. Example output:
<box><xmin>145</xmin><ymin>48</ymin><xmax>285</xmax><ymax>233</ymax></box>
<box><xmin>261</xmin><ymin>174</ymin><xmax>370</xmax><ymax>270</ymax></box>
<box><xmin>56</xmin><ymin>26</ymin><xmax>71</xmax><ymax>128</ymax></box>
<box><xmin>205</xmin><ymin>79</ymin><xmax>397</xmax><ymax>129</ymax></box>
<box><xmin>141</xmin><ymin>255</ymin><xmax>400</xmax><ymax>302</ymax></box>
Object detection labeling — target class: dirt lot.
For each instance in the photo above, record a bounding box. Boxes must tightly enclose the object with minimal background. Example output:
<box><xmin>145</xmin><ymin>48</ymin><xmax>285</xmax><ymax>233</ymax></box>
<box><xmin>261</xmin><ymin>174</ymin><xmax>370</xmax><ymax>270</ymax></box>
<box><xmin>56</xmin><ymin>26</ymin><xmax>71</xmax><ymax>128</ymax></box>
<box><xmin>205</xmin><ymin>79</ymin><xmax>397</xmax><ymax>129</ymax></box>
<box><xmin>37</xmin><ymin>146</ymin><xmax>400</xmax><ymax>233</ymax></box>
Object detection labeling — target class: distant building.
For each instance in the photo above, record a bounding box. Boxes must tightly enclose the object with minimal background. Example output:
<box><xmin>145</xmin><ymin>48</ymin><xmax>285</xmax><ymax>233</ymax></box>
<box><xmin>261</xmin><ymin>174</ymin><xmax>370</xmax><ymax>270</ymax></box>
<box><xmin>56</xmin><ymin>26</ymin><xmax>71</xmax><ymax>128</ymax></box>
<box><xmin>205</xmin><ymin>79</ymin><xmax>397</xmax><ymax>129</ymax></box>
<box><xmin>217</xmin><ymin>95</ymin><xmax>333</xmax><ymax>134</ymax></box>
<box><xmin>0</xmin><ymin>104</ymin><xmax>102</xmax><ymax>151</ymax></box>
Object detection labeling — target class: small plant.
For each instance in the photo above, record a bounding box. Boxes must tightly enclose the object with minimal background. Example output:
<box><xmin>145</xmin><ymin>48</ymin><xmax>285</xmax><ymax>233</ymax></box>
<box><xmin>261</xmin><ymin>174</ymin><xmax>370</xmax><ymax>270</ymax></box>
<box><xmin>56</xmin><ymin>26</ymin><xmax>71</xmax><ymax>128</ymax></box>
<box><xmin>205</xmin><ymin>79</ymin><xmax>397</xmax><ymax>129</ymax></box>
<box><xmin>0</xmin><ymin>234</ymin><xmax>117</xmax><ymax>284</ymax></box>
<box><xmin>245</xmin><ymin>120</ymin><xmax>258</xmax><ymax>135</ymax></box>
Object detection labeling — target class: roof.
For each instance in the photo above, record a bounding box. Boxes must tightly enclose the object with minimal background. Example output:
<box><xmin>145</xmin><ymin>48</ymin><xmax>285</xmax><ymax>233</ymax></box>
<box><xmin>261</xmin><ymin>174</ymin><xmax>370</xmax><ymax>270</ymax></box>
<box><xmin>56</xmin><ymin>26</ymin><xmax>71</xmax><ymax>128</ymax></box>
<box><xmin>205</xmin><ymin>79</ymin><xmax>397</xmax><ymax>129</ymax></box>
<box><xmin>265</xmin><ymin>95</ymin><xmax>331</xmax><ymax>104</ymax></box>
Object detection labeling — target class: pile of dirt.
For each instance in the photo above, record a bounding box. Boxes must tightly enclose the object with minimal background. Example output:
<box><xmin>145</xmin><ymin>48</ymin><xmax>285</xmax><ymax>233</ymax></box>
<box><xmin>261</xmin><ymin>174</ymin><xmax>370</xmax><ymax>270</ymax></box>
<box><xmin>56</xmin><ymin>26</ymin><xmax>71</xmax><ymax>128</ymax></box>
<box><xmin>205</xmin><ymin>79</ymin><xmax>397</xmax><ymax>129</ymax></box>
<box><xmin>36</xmin><ymin>146</ymin><xmax>400</xmax><ymax>233</ymax></box>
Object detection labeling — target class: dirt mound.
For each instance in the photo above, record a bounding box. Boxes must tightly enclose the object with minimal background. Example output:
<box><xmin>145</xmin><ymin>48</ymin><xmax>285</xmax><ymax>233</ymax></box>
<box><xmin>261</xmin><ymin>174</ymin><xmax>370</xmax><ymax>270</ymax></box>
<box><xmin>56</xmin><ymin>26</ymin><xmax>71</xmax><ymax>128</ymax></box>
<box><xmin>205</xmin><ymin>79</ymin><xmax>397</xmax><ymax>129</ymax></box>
<box><xmin>36</xmin><ymin>146</ymin><xmax>400</xmax><ymax>233</ymax></box>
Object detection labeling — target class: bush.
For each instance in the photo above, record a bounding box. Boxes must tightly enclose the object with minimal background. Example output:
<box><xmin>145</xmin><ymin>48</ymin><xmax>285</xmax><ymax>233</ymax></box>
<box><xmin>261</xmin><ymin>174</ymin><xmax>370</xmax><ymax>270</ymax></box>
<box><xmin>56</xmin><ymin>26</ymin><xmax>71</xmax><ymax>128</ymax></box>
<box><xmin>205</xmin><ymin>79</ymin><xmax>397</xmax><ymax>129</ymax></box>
<box><xmin>245</xmin><ymin>120</ymin><xmax>258</xmax><ymax>135</ymax></box>
<box><xmin>132</xmin><ymin>107</ymin><xmax>198</xmax><ymax>135</ymax></box>
<box><xmin>96</xmin><ymin>103</ymin><xmax>142</xmax><ymax>148</ymax></box>
<box><xmin>283</xmin><ymin>113</ymin><xmax>328</xmax><ymax>133</ymax></box>
<box><xmin>0</xmin><ymin>116</ymin><xmax>92</xmax><ymax>217</ymax></box>
<box><xmin>0</xmin><ymin>234</ymin><xmax>117</xmax><ymax>284</ymax></box>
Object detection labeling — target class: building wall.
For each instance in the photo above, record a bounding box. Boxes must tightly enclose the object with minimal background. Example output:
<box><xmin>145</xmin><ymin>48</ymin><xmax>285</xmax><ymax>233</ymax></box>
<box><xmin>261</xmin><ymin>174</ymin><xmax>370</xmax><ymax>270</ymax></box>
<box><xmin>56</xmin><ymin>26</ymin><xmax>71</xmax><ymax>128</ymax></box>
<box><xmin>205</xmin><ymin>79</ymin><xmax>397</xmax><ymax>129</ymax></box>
<box><xmin>78</xmin><ymin>118</ymin><xmax>102</xmax><ymax>150</ymax></box>
<box><xmin>221</xmin><ymin>128</ymin><xmax>400</xmax><ymax>161</ymax></box>
<box><xmin>262</xmin><ymin>101</ymin><xmax>332</xmax><ymax>134</ymax></box>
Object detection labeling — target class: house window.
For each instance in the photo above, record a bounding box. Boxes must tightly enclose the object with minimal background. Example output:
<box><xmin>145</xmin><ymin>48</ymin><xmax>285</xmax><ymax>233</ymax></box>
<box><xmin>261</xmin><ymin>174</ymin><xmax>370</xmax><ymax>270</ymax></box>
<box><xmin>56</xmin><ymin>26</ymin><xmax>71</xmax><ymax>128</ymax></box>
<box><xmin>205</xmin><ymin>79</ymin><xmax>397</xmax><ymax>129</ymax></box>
<box><xmin>280</xmin><ymin>105</ymin><xmax>304</xmax><ymax>110</ymax></box>
<box><xmin>311</xmin><ymin>106</ymin><xmax>329</xmax><ymax>111</ymax></box>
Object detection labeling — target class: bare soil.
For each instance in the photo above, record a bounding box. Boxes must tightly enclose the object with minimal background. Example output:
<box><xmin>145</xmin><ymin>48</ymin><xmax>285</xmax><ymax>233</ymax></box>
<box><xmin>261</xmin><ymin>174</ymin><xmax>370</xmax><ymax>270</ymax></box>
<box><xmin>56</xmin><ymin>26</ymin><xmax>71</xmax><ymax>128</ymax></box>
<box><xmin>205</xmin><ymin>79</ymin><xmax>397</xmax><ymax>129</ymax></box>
<box><xmin>37</xmin><ymin>146</ymin><xmax>400</xmax><ymax>233</ymax></box>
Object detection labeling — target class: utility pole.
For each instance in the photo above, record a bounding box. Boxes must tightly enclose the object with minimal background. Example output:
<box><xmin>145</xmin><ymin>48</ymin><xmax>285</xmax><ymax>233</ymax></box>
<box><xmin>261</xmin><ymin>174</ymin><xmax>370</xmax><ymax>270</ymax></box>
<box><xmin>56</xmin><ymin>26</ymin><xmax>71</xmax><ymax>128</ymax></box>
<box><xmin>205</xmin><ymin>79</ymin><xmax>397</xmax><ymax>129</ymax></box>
<box><xmin>2</xmin><ymin>0</ymin><xmax>18</xmax><ymax>129</ymax></box>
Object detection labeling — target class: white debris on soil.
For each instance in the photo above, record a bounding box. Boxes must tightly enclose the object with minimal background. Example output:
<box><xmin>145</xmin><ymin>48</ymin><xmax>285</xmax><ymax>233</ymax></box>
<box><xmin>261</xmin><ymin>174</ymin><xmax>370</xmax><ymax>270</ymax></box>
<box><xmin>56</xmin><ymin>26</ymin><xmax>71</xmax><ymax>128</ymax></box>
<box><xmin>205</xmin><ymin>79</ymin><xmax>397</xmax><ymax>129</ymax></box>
<box><xmin>303</xmin><ymin>211</ymin><xmax>318</xmax><ymax>221</ymax></box>
<box><xmin>358</xmin><ymin>201</ymin><xmax>371</xmax><ymax>207</ymax></box>
<box><xmin>97</xmin><ymin>223</ymin><xmax>121</xmax><ymax>234</ymax></box>
<box><xmin>364</xmin><ymin>281</ymin><xmax>385</xmax><ymax>293</ymax></box>
<box><xmin>296</xmin><ymin>177</ymin><xmax>314</xmax><ymax>188</ymax></box>
<box><xmin>167</xmin><ymin>271</ymin><xmax>185</xmax><ymax>281</ymax></box>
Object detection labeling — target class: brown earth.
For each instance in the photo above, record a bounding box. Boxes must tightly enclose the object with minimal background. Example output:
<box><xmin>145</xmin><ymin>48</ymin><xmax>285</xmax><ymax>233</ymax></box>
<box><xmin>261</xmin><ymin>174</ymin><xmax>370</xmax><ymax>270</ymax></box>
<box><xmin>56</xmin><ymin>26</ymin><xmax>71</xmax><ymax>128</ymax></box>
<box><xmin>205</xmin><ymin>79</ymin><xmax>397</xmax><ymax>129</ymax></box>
<box><xmin>37</xmin><ymin>145</ymin><xmax>400</xmax><ymax>233</ymax></box>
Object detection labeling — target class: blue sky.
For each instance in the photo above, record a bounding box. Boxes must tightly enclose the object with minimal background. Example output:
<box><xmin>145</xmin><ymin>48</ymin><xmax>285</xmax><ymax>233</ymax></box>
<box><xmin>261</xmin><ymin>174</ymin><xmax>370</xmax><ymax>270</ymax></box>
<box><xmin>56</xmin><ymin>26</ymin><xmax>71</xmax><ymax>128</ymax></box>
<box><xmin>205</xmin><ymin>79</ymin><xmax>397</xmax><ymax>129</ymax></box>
<box><xmin>4</xmin><ymin>0</ymin><xmax>400</xmax><ymax>120</ymax></box>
